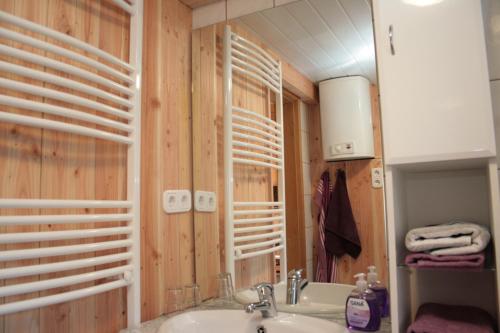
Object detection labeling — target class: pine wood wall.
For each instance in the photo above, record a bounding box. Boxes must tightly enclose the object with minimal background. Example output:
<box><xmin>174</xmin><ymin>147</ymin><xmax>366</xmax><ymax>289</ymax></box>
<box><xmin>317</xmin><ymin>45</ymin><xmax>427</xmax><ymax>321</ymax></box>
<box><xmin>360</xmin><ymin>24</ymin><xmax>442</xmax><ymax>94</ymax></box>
<box><xmin>140</xmin><ymin>0</ymin><xmax>195</xmax><ymax>323</ymax></box>
<box><xmin>0</xmin><ymin>0</ymin><xmax>194</xmax><ymax>331</ymax></box>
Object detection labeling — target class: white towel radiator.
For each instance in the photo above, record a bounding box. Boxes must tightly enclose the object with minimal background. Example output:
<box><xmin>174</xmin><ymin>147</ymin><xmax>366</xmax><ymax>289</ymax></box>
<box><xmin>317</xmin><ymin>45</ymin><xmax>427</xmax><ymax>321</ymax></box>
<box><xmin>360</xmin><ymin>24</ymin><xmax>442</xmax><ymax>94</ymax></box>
<box><xmin>0</xmin><ymin>0</ymin><xmax>143</xmax><ymax>328</ymax></box>
<box><xmin>223</xmin><ymin>25</ymin><xmax>287</xmax><ymax>284</ymax></box>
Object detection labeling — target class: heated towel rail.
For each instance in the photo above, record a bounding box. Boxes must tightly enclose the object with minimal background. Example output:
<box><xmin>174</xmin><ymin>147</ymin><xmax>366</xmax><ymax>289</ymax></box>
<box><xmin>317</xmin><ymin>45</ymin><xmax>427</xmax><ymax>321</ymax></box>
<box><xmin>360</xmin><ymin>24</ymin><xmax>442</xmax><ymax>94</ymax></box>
<box><xmin>0</xmin><ymin>0</ymin><xmax>143</xmax><ymax>328</ymax></box>
<box><xmin>223</xmin><ymin>26</ymin><xmax>287</xmax><ymax>284</ymax></box>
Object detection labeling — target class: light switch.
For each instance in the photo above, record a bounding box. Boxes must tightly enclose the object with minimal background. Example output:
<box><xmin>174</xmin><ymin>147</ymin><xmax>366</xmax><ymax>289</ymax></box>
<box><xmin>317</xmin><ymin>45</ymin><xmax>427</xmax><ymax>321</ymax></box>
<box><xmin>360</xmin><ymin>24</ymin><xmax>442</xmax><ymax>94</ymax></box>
<box><xmin>163</xmin><ymin>190</ymin><xmax>192</xmax><ymax>214</ymax></box>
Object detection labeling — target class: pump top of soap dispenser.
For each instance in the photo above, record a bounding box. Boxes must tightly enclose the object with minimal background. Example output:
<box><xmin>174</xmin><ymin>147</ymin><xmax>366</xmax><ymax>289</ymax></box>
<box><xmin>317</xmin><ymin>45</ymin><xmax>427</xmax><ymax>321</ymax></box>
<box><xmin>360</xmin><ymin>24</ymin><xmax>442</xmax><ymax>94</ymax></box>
<box><xmin>367</xmin><ymin>266</ymin><xmax>378</xmax><ymax>284</ymax></box>
<box><xmin>354</xmin><ymin>273</ymin><xmax>368</xmax><ymax>292</ymax></box>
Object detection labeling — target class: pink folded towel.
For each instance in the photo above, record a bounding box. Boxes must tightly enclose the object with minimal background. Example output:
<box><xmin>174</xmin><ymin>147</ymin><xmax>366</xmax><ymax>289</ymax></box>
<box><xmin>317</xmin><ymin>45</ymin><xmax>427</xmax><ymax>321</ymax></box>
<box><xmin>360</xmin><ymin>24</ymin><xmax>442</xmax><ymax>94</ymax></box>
<box><xmin>405</xmin><ymin>252</ymin><xmax>485</xmax><ymax>269</ymax></box>
<box><xmin>407</xmin><ymin>303</ymin><xmax>496</xmax><ymax>333</ymax></box>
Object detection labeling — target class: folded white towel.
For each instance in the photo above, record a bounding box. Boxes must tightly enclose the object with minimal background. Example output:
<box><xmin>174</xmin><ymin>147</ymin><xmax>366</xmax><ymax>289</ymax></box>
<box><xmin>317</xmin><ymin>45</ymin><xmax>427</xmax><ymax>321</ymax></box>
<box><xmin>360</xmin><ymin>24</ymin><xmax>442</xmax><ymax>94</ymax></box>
<box><xmin>405</xmin><ymin>222</ymin><xmax>490</xmax><ymax>256</ymax></box>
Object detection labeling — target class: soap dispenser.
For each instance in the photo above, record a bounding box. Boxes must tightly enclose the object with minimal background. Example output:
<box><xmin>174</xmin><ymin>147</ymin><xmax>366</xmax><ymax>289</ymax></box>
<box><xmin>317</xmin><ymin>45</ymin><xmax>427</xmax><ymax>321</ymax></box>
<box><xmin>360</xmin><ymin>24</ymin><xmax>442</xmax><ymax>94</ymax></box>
<box><xmin>367</xmin><ymin>265</ymin><xmax>389</xmax><ymax>317</ymax></box>
<box><xmin>345</xmin><ymin>273</ymin><xmax>381</xmax><ymax>332</ymax></box>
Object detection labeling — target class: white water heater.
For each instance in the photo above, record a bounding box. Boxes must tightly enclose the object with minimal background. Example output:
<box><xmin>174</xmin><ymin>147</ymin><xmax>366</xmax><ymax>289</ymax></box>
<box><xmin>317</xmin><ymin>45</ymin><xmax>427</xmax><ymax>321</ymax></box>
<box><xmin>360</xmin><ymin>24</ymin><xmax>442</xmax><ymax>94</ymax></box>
<box><xmin>319</xmin><ymin>76</ymin><xmax>374</xmax><ymax>161</ymax></box>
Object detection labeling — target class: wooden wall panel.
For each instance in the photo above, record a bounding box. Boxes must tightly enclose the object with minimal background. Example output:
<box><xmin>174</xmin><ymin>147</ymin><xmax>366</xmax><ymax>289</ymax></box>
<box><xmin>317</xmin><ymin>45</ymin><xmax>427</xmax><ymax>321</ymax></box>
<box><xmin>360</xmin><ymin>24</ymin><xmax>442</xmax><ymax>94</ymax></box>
<box><xmin>93</xmin><ymin>1</ymin><xmax>130</xmax><ymax>331</ymax></box>
<box><xmin>0</xmin><ymin>0</ymin><xmax>194</xmax><ymax>331</ymax></box>
<box><xmin>283</xmin><ymin>100</ymin><xmax>307</xmax><ymax>275</ymax></box>
<box><xmin>192</xmin><ymin>26</ymin><xmax>221</xmax><ymax>301</ymax></box>
<box><xmin>141</xmin><ymin>0</ymin><xmax>194</xmax><ymax>322</ymax></box>
<box><xmin>308</xmin><ymin>85</ymin><xmax>388</xmax><ymax>286</ymax></box>
<box><xmin>0</xmin><ymin>1</ymin><xmax>46</xmax><ymax>332</ymax></box>
<box><xmin>40</xmin><ymin>2</ymin><xmax>101</xmax><ymax>332</ymax></box>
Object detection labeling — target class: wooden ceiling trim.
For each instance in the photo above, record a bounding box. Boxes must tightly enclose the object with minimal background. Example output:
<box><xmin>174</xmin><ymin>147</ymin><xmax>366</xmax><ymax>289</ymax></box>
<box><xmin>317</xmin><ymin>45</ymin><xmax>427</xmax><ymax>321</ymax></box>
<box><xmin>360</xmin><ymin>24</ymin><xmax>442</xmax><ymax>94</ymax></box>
<box><xmin>180</xmin><ymin>0</ymin><xmax>221</xmax><ymax>9</ymax></box>
<box><xmin>282</xmin><ymin>61</ymin><xmax>318</xmax><ymax>105</ymax></box>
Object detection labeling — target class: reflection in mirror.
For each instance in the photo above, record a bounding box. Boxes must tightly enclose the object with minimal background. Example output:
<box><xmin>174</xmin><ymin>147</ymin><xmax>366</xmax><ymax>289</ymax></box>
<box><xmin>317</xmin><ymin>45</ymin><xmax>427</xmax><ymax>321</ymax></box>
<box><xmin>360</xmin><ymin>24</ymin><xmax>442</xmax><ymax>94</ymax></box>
<box><xmin>192</xmin><ymin>23</ymin><xmax>281</xmax><ymax>300</ymax></box>
<box><xmin>191</xmin><ymin>0</ymin><xmax>388</xmax><ymax>307</ymax></box>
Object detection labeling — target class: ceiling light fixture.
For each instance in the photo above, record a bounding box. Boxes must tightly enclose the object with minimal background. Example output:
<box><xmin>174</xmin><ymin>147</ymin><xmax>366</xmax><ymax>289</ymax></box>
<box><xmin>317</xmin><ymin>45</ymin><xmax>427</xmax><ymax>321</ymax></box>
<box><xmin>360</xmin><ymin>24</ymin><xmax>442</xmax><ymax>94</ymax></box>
<box><xmin>402</xmin><ymin>0</ymin><xmax>444</xmax><ymax>7</ymax></box>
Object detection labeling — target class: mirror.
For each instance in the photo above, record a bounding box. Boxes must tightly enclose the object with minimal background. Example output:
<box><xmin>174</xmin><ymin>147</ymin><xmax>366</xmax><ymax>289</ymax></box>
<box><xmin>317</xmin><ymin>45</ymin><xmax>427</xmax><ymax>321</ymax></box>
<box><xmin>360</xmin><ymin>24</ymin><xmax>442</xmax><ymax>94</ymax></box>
<box><xmin>191</xmin><ymin>0</ymin><xmax>388</xmax><ymax>303</ymax></box>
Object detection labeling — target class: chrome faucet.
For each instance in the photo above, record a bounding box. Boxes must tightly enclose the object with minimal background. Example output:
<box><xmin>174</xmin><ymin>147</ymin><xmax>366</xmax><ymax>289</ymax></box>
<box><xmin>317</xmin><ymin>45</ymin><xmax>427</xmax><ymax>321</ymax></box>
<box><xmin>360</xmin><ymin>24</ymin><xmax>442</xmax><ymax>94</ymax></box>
<box><xmin>245</xmin><ymin>282</ymin><xmax>278</xmax><ymax>318</ymax></box>
<box><xmin>286</xmin><ymin>269</ymin><xmax>309</xmax><ymax>305</ymax></box>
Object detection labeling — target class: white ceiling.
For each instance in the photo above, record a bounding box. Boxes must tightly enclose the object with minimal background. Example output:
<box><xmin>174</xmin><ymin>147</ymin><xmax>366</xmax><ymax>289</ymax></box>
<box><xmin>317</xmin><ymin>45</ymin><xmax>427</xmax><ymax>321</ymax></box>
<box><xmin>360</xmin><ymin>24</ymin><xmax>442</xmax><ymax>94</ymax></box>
<box><xmin>236</xmin><ymin>0</ymin><xmax>377</xmax><ymax>84</ymax></box>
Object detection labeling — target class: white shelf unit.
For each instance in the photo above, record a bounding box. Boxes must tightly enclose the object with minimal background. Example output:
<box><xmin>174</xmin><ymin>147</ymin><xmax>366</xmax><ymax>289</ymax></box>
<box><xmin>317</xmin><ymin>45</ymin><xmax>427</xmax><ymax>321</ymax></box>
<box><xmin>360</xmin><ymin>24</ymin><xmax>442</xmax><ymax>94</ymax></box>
<box><xmin>373</xmin><ymin>0</ymin><xmax>500</xmax><ymax>331</ymax></box>
<box><xmin>0</xmin><ymin>1</ymin><xmax>143</xmax><ymax>329</ymax></box>
<box><xmin>223</xmin><ymin>25</ymin><xmax>287</xmax><ymax>285</ymax></box>
<box><xmin>384</xmin><ymin>159</ymin><xmax>500</xmax><ymax>332</ymax></box>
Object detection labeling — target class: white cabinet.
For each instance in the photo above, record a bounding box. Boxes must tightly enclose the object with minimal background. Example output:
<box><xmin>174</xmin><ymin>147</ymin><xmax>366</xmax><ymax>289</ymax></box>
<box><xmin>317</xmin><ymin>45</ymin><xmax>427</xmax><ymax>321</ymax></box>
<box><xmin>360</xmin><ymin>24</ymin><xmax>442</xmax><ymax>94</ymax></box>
<box><xmin>373</xmin><ymin>1</ymin><xmax>500</xmax><ymax>332</ymax></box>
<box><xmin>373</xmin><ymin>0</ymin><xmax>496</xmax><ymax>165</ymax></box>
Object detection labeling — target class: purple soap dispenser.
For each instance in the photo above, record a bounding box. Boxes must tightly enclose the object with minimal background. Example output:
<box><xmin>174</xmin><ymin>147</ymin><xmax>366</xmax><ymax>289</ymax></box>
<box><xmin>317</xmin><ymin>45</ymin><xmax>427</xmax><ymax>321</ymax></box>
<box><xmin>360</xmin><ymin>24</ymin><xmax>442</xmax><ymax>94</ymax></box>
<box><xmin>345</xmin><ymin>273</ymin><xmax>381</xmax><ymax>331</ymax></box>
<box><xmin>367</xmin><ymin>265</ymin><xmax>390</xmax><ymax>317</ymax></box>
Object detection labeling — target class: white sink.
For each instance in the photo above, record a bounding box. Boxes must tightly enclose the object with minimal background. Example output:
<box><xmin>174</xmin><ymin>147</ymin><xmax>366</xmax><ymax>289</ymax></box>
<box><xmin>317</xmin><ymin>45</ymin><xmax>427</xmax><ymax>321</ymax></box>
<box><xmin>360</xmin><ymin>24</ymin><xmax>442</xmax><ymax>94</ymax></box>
<box><xmin>157</xmin><ymin>309</ymin><xmax>349</xmax><ymax>333</ymax></box>
<box><xmin>235</xmin><ymin>282</ymin><xmax>353</xmax><ymax>314</ymax></box>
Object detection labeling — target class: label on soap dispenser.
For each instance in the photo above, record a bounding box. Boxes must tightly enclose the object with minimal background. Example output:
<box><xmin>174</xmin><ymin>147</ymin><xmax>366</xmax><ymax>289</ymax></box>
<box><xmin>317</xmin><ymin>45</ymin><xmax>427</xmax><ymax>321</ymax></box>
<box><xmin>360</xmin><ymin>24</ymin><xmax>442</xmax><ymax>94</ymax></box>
<box><xmin>347</xmin><ymin>298</ymin><xmax>370</xmax><ymax>328</ymax></box>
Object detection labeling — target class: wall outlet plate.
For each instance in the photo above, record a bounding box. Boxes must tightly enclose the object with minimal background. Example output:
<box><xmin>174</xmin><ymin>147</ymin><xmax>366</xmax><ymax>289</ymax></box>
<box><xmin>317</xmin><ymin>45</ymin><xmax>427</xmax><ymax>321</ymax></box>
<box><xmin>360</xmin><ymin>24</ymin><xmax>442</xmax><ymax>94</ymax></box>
<box><xmin>163</xmin><ymin>190</ymin><xmax>192</xmax><ymax>214</ymax></box>
<box><xmin>371</xmin><ymin>167</ymin><xmax>384</xmax><ymax>189</ymax></box>
<box><xmin>194</xmin><ymin>191</ymin><xmax>216</xmax><ymax>212</ymax></box>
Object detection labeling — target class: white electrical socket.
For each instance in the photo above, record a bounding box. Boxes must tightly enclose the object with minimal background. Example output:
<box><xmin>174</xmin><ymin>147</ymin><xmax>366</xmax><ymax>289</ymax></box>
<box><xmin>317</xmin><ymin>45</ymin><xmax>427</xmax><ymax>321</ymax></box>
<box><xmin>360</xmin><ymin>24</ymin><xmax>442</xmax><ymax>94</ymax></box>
<box><xmin>163</xmin><ymin>190</ymin><xmax>192</xmax><ymax>214</ymax></box>
<box><xmin>195</xmin><ymin>191</ymin><xmax>217</xmax><ymax>212</ymax></box>
<box><xmin>371</xmin><ymin>167</ymin><xmax>384</xmax><ymax>189</ymax></box>
<box><xmin>206</xmin><ymin>192</ymin><xmax>216</xmax><ymax>212</ymax></box>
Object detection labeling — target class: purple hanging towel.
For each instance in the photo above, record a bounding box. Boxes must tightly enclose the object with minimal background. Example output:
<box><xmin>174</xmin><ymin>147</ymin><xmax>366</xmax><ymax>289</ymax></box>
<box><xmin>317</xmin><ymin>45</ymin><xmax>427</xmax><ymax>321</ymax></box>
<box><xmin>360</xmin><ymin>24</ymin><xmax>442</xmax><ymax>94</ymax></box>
<box><xmin>314</xmin><ymin>171</ymin><xmax>338</xmax><ymax>283</ymax></box>
<box><xmin>324</xmin><ymin>169</ymin><xmax>362</xmax><ymax>259</ymax></box>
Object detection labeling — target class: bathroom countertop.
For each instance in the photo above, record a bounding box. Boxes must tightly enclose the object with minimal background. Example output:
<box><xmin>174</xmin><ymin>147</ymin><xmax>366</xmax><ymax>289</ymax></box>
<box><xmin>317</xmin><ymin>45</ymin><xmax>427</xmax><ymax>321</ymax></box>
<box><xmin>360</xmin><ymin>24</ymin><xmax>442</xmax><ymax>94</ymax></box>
<box><xmin>120</xmin><ymin>299</ymin><xmax>392</xmax><ymax>333</ymax></box>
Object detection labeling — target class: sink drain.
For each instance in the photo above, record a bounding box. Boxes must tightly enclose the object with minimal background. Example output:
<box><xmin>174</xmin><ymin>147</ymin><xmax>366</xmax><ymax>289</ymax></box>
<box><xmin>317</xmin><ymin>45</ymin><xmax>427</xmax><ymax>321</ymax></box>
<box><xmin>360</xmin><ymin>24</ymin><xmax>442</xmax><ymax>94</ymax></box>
<box><xmin>256</xmin><ymin>325</ymin><xmax>266</xmax><ymax>333</ymax></box>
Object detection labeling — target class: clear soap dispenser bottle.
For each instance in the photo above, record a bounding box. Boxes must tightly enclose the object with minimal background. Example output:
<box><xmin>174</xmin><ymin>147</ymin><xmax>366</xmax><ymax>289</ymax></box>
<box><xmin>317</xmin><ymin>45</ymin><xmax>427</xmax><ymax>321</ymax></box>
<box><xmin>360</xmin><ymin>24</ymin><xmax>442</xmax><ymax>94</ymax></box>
<box><xmin>345</xmin><ymin>273</ymin><xmax>381</xmax><ymax>332</ymax></box>
<box><xmin>367</xmin><ymin>265</ymin><xmax>389</xmax><ymax>317</ymax></box>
